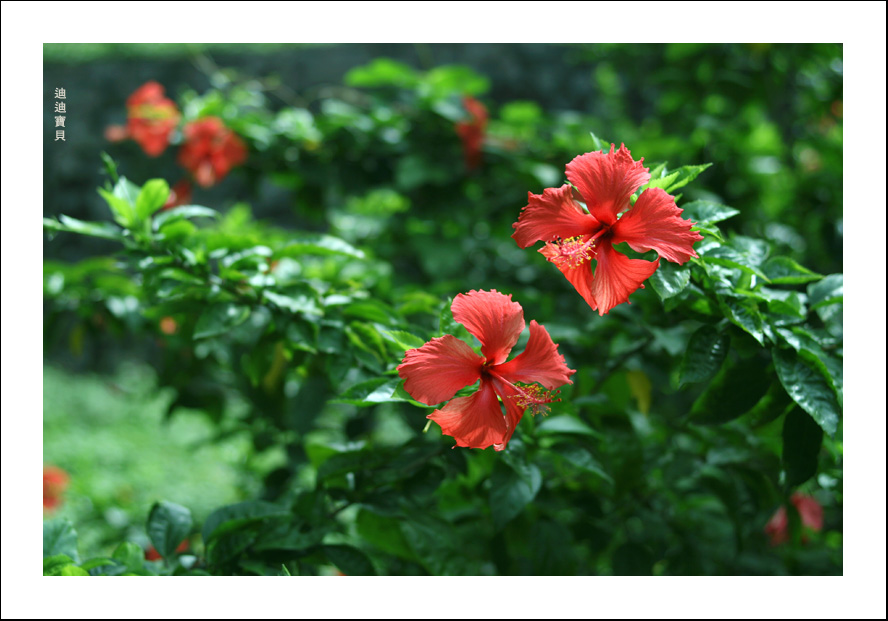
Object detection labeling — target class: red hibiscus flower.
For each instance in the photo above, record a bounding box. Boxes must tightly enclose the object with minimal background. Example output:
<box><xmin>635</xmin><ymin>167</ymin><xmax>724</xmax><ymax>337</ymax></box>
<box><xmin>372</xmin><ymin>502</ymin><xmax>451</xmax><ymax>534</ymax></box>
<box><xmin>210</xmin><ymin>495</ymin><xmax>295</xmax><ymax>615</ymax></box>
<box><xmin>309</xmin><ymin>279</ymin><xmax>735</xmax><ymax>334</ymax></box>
<box><xmin>512</xmin><ymin>144</ymin><xmax>703</xmax><ymax>315</ymax></box>
<box><xmin>177</xmin><ymin>117</ymin><xmax>248</xmax><ymax>188</ymax></box>
<box><xmin>43</xmin><ymin>466</ymin><xmax>69</xmax><ymax>512</ymax></box>
<box><xmin>126</xmin><ymin>81</ymin><xmax>180</xmax><ymax>157</ymax></box>
<box><xmin>145</xmin><ymin>539</ymin><xmax>189</xmax><ymax>561</ymax></box>
<box><xmin>397</xmin><ymin>290</ymin><xmax>575</xmax><ymax>450</ymax></box>
<box><xmin>161</xmin><ymin>179</ymin><xmax>193</xmax><ymax>211</ymax></box>
<box><xmin>455</xmin><ymin>96</ymin><xmax>488</xmax><ymax>171</ymax></box>
<box><xmin>764</xmin><ymin>492</ymin><xmax>824</xmax><ymax>546</ymax></box>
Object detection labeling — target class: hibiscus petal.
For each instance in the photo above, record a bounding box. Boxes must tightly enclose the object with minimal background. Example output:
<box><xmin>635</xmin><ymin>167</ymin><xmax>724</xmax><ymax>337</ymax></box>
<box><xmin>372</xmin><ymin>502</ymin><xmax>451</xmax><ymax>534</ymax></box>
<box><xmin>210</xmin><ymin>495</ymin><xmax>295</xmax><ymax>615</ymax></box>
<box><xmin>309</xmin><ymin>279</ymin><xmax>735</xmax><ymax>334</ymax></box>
<box><xmin>512</xmin><ymin>185</ymin><xmax>599</xmax><ymax>248</ymax></box>
<box><xmin>397</xmin><ymin>334</ymin><xmax>482</xmax><ymax>405</ymax></box>
<box><xmin>494</xmin><ymin>321</ymin><xmax>575</xmax><ymax>390</ymax></box>
<box><xmin>565</xmin><ymin>144</ymin><xmax>650</xmax><ymax>226</ymax></box>
<box><xmin>451</xmin><ymin>290</ymin><xmax>525</xmax><ymax>365</ymax></box>
<box><xmin>589</xmin><ymin>242</ymin><xmax>660</xmax><ymax>316</ymax></box>
<box><xmin>612</xmin><ymin>188</ymin><xmax>703</xmax><ymax>264</ymax></box>
<box><xmin>539</xmin><ymin>244</ymin><xmax>598</xmax><ymax>311</ymax></box>
<box><xmin>427</xmin><ymin>380</ymin><xmax>508</xmax><ymax>450</ymax></box>
<box><xmin>491</xmin><ymin>379</ymin><xmax>525</xmax><ymax>452</ymax></box>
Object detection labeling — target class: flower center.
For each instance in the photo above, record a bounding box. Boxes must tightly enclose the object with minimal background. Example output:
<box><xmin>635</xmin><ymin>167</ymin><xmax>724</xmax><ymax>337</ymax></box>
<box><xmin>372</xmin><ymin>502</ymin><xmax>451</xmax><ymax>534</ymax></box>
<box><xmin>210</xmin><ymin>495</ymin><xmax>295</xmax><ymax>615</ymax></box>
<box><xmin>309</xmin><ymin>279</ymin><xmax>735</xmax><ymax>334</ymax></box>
<box><xmin>509</xmin><ymin>382</ymin><xmax>561</xmax><ymax>417</ymax></box>
<box><xmin>545</xmin><ymin>235</ymin><xmax>597</xmax><ymax>269</ymax></box>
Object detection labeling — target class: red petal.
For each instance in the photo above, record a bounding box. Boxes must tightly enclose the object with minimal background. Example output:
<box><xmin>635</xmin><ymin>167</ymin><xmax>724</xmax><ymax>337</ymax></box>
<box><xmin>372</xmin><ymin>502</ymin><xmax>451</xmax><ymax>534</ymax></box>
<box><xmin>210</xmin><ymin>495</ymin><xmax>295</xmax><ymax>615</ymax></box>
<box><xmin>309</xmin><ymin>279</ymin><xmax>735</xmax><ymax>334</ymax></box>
<box><xmin>539</xmin><ymin>244</ymin><xmax>598</xmax><ymax>311</ymax></box>
<box><xmin>588</xmin><ymin>242</ymin><xmax>660</xmax><ymax>316</ymax></box>
<box><xmin>494</xmin><ymin>321</ymin><xmax>575</xmax><ymax>390</ymax></box>
<box><xmin>612</xmin><ymin>188</ymin><xmax>703</xmax><ymax>264</ymax></box>
<box><xmin>791</xmin><ymin>493</ymin><xmax>824</xmax><ymax>532</ymax></box>
<box><xmin>565</xmin><ymin>144</ymin><xmax>650</xmax><ymax>226</ymax></box>
<box><xmin>427</xmin><ymin>380</ymin><xmax>507</xmax><ymax>449</ymax></box>
<box><xmin>512</xmin><ymin>185</ymin><xmax>599</xmax><ymax>248</ymax></box>
<box><xmin>451</xmin><ymin>290</ymin><xmax>525</xmax><ymax>365</ymax></box>
<box><xmin>397</xmin><ymin>334</ymin><xmax>482</xmax><ymax>405</ymax></box>
<box><xmin>491</xmin><ymin>379</ymin><xmax>524</xmax><ymax>451</ymax></box>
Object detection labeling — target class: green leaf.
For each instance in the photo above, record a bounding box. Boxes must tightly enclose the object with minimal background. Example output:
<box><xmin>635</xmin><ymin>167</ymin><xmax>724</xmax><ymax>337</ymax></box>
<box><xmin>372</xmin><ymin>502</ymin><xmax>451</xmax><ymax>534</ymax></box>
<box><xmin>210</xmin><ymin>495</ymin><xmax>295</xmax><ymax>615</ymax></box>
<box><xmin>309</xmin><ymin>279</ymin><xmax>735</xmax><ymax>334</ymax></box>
<box><xmin>643</xmin><ymin>163</ymin><xmax>711</xmax><ymax>194</ymax></box>
<box><xmin>147</xmin><ymin>501</ymin><xmax>192</xmax><ymax>560</ymax></box>
<box><xmin>773</xmin><ymin>348</ymin><xmax>840</xmax><ymax>437</ymax></box>
<box><xmin>681</xmin><ymin>201</ymin><xmax>740</xmax><ymax>226</ymax></box>
<box><xmin>193</xmin><ymin>303</ymin><xmax>251</xmax><ymax>339</ymax></box>
<box><xmin>45</xmin><ymin>215</ymin><xmax>125</xmax><ymax>241</ymax></box>
<box><xmin>153</xmin><ymin>205</ymin><xmax>220</xmax><ymax>230</ymax></box>
<box><xmin>556</xmin><ymin>446</ymin><xmax>614</xmax><ymax>484</ymax></box>
<box><xmin>718</xmin><ymin>296</ymin><xmax>767</xmax><ymax>345</ymax></box>
<box><xmin>344</xmin><ymin>58</ymin><xmax>419</xmax><ymax>88</ymax></box>
<box><xmin>589</xmin><ymin>131</ymin><xmax>611</xmax><ymax>152</ymax></box>
<box><xmin>356</xmin><ymin>509</ymin><xmax>415</xmax><ymax>560</ymax></box>
<box><xmin>43</xmin><ymin>554</ymin><xmax>76</xmax><ymax>576</ymax></box>
<box><xmin>202</xmin><ymin>501</ymin><xmax>288</xmax><ymax>544</ymax></box>
<box><xmin>762</xmin><ymin>256</ymin><xmax>823</xmax><ymax>285</ymax></box>
<box><xmin>323</xmin><ymin>545</ymin><xmax>377</xmax><ymax>576</ymax></box>
<box><xmin>44</xmin><ymin>519</ymin><xmax>79</xmax><ymax>562</ymax></box>
<box><xmin>333</xmin><ymin>377</ymin><xmax>405</xmax><ymax>406</ymax></box>
<box><xmin>536</xmin><ymin>415</ymin><xmax>603</xmax><ymax>438</ymax></box>
<box><xmin>100</xmin><ymin>151</ymin><xmax>119</xmax><ymax>182</ymax></box>
<box><xmin>136</xmin><ymin>179</ymin><xmax>170</xmax><ymax>220</ymax></box>
<box><xmin>680</xmin><ymin>326</ymin><xmax>730</xmax><ymax>386</ymax></box>
<box><xmin>648</xmin><ymin>262</ymin><xmax>691</xmax><ymax>300</ymax></box>
<box><xmin>264</xmin><ymin>288</ymin><xmax>322</xmax><ymax>318</ymax></box>
<box><xmin>807</xmin><ymin>274</ymin><xmax>843</xmax><ymax>338</ymax></box>
<box><xmin>97</xmin><ymin>187</ymin><xmax>136</xmax><ymax>228</ymax></box>
<box><xmin>691</xmin><ymin>355</ymin><xmax>771</xmax><ymax>425</ymax></box>
<box><xmin>112</xmin><ymin>542</ymin><xmax>145</xmax><ymax>572</ymax></box>
<box><xmin>782</xmin><ymin>407</ymin><xmax>823</xmax><ymax>486</ymax></box>
<box><xmin>279</xmin><ymin>233</ymin><xmax>365</xmax><ymax>259</ymax></box>
<box><xmin>490</xmin><ymin>460</ymin><xmax>542</xmax><ymax>530</ymax></box>
<box><xmin>380</xmin><ymin>329</ymin><xmax>426</xmax><ymax>351</ymax></box>
<box><xmin>113</xmin><ymin>176</ymin><xmax>141</xmax><ymax>206</ymax></box>
<box><xmin>701</xmin><ymin>246</ymin><xmax>770</xmax><ymax>281</ymax></box>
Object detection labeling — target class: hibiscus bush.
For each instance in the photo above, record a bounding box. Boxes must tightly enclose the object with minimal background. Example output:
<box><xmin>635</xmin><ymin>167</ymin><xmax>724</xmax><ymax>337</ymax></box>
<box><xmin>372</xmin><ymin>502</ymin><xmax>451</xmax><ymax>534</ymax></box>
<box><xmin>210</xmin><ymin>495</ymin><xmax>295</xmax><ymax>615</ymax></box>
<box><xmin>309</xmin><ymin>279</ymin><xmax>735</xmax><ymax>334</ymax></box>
<box><xmin>43</xmin><ymin>46</ymin><xmax>842</xmax><ymax>576</ymax></box>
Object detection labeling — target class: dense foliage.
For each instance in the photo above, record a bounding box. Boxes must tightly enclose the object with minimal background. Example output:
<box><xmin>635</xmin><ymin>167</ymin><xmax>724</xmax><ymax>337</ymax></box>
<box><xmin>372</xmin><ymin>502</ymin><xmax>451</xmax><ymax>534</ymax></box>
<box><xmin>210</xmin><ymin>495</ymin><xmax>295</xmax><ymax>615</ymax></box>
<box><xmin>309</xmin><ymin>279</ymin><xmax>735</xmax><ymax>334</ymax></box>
<box><xmin>43</xmin><ymin>45</ymin><xmax>842</xmax><ymax>576</ymax></box>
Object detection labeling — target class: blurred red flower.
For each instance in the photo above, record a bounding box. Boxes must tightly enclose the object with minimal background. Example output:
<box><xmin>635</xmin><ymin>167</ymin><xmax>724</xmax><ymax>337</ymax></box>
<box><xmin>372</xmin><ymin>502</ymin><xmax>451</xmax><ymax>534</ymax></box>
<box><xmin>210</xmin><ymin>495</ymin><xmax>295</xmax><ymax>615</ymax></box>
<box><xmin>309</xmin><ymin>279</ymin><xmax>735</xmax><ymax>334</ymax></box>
<box><xmin>455</xmin><ymin>96</ymin><xmax>488</xmax><ymax>171</ymax></box>
<box><xmin>161</xmin><ymin>179</ymin><xmax>193</xmax><ymax>211</ymax></box>
<box><xmin>145</xmin><ymin>539</ymin><xmax>189</xmax><ymax>561</ymax></box>
<box><xmin>177</xmin><ymin>117</ymin><xmax>248</xmax><ymax>188</ymax></box>
<box><xmin>764</xmin><ymin>492</ymin><xmax>824</xmax><ymax>546</ymax></box>
<box><xmin>398</xmin><ymin>290</ymin><xmax>575</xmax><ymax>450</ymax></box>
<box><xmin>512</xmin><ymin>144</ymin><xmax>703</xmax><ymax>315</ymax></box>
<box><xmin>125</xmin><ymin>81</ymin><xmax>180</xmax><ymax>157</ymax></box>
<box><xmin>43</xmin><ymin>466</ymin><xmax>69</xmax><ymax>512</ymax></box>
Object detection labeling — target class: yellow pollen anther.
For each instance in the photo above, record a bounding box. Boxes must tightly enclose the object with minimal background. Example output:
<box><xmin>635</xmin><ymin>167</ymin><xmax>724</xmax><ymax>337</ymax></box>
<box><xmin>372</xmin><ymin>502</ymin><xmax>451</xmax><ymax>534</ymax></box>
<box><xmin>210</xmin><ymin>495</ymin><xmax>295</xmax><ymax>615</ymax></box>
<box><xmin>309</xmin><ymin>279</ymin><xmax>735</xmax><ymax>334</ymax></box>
<box><xmin>510</xmin><ymin>383</ymin><xmax>560</xmax><ymax>417</ymax></box>
<box><xmin>553</xmin><ymin>236</ymin><xmax>595</xmax><ymax>268</ymax></box>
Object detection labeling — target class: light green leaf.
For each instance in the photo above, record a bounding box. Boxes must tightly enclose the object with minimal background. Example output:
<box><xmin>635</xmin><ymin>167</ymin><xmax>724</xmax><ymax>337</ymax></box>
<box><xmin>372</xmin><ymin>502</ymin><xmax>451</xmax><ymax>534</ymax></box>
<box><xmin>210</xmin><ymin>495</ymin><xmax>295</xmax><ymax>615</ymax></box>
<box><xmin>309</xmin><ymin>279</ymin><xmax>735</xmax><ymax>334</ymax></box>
<box><xmin>136</xmin><ymin>179</ymin><xmax>171</xmax><ymax>220</ymax></box>
<box><xmin>762</xmin><ymin>256</ymin><xmax>823</xmax><ymax>285</ymax></box>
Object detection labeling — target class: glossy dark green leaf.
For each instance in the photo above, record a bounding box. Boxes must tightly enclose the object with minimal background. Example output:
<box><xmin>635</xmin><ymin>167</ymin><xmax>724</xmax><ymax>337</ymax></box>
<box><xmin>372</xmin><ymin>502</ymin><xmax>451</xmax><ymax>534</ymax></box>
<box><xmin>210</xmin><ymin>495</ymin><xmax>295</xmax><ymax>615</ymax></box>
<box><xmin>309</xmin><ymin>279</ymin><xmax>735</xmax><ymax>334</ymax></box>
<box><xmin>680</xmin><ymin>201</ymin><xmax>740</xmax><ymax>226</ymax></box>
<box><xmin>762</xmin><ymin>256</ymin><xmax>823</xmax><ymax>285</ymax></box>
<box><xmin>193</xmin><ymin>303</ymin><xmax>251</xmax><ymax>339</ymax></box>
<box><xmin>323</xmin><ymin>545</ymin><xmax>377</xmax><ymax>576</ymax></box>
<box><xmin>536</xmin><ymin>415</ymin><xmax>603</xmax><ymax>438</ymax></box>
<box><xmin>691</xmin><ymin>354</ymin><xmax>771</xmax><ymax>425</ymax></box>
<box><xmin>701</xmin><ymin>246</ymin><xmax>770</xmax><ymax>281</ymax></box>
<box><xmin>680</xmin><ymin>326</ymin><xmax>730</xmax><ymax>386</ymax></box>
<box><xmin>782</xmin><ymin>407</ymin><xmax>823</xmax><ymax>486</ymax></box>
<box><xmin>718</xmin><ymin>296</ymin><xmax>766</xmax><ymax>345</ymax></box>
<box><xmin>202</xmin><ymin>501</ymin><xmax>288</xmax><ymax>544</ymax></box>
<box><xmin>356</xmin><ymin>509</ymin><xmax>415</xmax><ymax>560</ymax></box>
<box><xmin>43</xmin><ymin>518</ymin><xmax>79</xmax><ymax>562</ymax></box>
<box><xmin>147</xmin><ymin>501</ymin><xmax>192</xmax><ymax>560</ymax></box>
<box><xmin>649</xmin><ymin>262</ymin><xmax>691</xmax><ymax>300</ymax></box>
<box><xmin>773</xmin><ymin>348</ymin><xmax>840</xmax><ymax>437</ymax></box>
<box><xmin>490</xmin><ymin>460</ymin><xmax>542</xmax><ymax>530</ymax></box>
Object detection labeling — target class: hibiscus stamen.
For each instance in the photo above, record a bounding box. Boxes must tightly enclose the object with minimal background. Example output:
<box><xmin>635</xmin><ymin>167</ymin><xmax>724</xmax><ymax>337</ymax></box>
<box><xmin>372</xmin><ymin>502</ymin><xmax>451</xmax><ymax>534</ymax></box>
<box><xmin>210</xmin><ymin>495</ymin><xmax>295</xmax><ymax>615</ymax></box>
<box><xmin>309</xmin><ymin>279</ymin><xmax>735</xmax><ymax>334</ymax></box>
<box><xmin>509</xmin><ymin>382</ymin><xmax>560</xmax><ymax>417</ymax></box>
<box><xmin>546</xmin><ymin>236</ymin><xmax>597</xmax><ymax>269</ymax></box>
